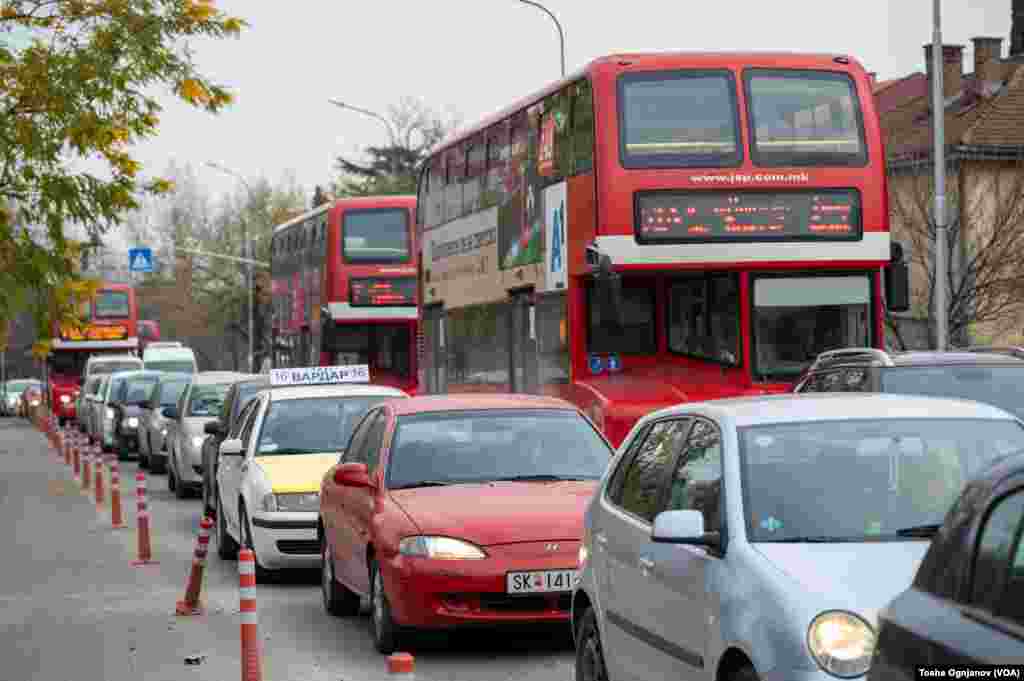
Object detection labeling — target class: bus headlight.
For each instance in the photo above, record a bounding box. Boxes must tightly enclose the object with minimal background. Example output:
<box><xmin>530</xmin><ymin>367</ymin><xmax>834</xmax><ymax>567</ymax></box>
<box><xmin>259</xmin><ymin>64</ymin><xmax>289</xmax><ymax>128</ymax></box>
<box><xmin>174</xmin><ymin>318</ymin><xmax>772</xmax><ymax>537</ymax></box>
<box><xmin>807</xmin><ymin>610</ymin><xmax>875</xmax><ymax>678</ymax></box>
<box><xmin>60</xmin><ymin>395</ymin><xmax>71</xmax><ymax>404</ymax></box>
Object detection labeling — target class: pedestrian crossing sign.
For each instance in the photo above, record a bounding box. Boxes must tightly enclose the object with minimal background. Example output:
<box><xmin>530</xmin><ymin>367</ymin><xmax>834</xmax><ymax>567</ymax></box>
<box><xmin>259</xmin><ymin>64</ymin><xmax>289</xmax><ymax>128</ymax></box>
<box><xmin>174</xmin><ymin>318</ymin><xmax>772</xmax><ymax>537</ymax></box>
<box><xmin>128</xmin><ymin>248</ymin><xmax>153</xmax><ymax>273</ymax></box>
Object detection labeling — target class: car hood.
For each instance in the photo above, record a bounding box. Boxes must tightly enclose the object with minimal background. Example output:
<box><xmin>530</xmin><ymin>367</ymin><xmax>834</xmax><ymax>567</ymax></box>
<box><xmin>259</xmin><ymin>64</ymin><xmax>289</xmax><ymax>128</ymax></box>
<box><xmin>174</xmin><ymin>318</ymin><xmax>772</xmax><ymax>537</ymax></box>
<box><xmin>389</xmin><ymin>481</ymin><xmax>598</xmax><ymax>546</ymax></box>
<box><xmin>754</xmin><ymin>542</ymin><xmax>931</xmax><ymax>627</ymax></box>
<box><xmin>256</xmin><ymin>454</ymin><xmax>338</xmax><ymax>494</ymax></box>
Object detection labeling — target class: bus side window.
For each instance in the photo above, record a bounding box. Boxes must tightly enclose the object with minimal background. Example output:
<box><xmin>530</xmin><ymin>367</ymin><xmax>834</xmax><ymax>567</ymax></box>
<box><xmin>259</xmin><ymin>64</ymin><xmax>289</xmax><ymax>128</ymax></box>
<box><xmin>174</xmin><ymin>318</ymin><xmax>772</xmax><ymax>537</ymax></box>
<box><xmin>571</xmin><ymin>79</ymin><xmax>594</xmax><ymax>173</ymax></box>
<box><xmin>484</xmin><ymin>121</ymin><xmax>510</xmax><ymax>209</ymax></box>
<box><xmin>465</xmin><ymin>134</ymin><xmax>485</xmax><ymax>216</ymax></box>
<box><xmin>509</xmin><ymin>112</ymin><xmax>528</xmax><ymax>198</ymax></box>
<box><xmin>416</xmin><ymin>167</ymin><xmax>429</xmax><ymax>227</ymax></box>
<box><xmin>429</xmin><ymin>155</ymin><xmax>445</xmax><ymax>227</ymax></box>
<box><xmin>445</xmin><ymin>144</ymin><xmax>465</xmax><ymax>222</ymax></box>
<box><xmin>545</xmin><ymin>89</ymin><xmax>572</xmax><ymax>181</ymax></box>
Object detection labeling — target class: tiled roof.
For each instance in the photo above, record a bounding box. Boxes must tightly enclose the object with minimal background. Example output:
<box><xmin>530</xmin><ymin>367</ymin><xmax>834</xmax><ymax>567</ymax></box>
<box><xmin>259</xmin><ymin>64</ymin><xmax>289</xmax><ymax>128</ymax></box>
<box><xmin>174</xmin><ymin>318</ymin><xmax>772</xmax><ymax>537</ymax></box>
<box><xmin>879</xmin><ymin>65</ymin><xmax>1024</xmax><ymax>158</ymax></box>
<box><xmin>875</xmin><ymin>73</ymin><xmax>928</xmax><ymax>115</ymax></box>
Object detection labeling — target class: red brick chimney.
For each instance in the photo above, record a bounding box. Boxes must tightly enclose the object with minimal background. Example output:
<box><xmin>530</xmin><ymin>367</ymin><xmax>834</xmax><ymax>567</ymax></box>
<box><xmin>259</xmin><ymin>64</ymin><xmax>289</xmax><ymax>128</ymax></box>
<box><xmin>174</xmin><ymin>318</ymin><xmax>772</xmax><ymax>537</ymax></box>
<box><xmin>972</xmin><ymin>36</ymin><xmax>1004</xmax><ymax>83</ymax></box>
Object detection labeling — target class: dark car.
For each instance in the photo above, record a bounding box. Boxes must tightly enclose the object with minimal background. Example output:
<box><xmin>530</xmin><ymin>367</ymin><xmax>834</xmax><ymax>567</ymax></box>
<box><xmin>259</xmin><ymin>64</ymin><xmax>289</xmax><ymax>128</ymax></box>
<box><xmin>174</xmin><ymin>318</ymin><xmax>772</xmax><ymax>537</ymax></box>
<box><xmin>869</xmin><ymin>451</ymin><xmax>1024</xmax><ymax>677</ymax></box>
<box><xmin>793</xmin><ymin>348</ymin><xmax>1024</xmax><ymax>419</ymax></box>
<box><xmin>201</xmin><ymin>374</ymin><xmax>267</xmax><ymax>515</ymax></box>
<box><xmin>108</xmin><ymin>370</ymin><xmax>163</xmax><ymax>459</ymax></box>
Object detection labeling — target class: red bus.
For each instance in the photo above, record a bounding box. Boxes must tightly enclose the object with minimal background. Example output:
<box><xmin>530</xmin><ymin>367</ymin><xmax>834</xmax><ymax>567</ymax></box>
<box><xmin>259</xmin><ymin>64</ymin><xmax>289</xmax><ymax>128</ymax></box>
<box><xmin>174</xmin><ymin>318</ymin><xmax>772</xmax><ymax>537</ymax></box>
<box><xmin>415</xmin><ymin>51</ymin><xmax>909</xmax><ymax>446</ymax></box>
<box><xmin>138</xmin><ymin>320</ymin><xmax>161</xmax><ymax>354</ymax></box>
<box><xmin>47</xmin><ymin>282</ymin><xmax>140</xmax><ymax>424</ymax></box>
<box><xmin>270</xmin><ymin>196</ymin><xmax>420</xmax><ymax>393</ymax></box>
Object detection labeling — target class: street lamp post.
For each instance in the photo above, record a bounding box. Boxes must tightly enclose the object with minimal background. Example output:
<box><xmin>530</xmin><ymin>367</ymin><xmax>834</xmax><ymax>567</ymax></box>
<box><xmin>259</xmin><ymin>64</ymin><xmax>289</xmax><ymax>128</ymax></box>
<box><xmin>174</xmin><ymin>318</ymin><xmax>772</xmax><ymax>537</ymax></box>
<box><xmin>931</xmin><ymin>0</ymin><xmax>948</xmax><ymax>350</ymax></box>
<box><xmin>327</xmin><ymin>99</ymin><xmax>400</xmax><ymax>178</ymax></box>
<box><xmin>514</xmin><ymin>0</ymin><xmax>565</xmax><ymax>78</ymax></box>
<box><xmin>205</xmin><ymin>162</ymin><xmax>256</xmax><ymax>373</ymax></box>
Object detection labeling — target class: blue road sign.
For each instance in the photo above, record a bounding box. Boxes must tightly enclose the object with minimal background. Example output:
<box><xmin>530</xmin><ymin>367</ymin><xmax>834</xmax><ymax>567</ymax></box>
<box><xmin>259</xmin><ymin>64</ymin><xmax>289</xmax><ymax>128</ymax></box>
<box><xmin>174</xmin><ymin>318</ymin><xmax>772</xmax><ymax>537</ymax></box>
<box><xmin>128</xmin><ymin>248</ymin><xmax>153</xmax><ymax>273</ymax></box>
<box><xmin>607</xmin><ymin>354</ymin><xmax>622</xmax><ymax>372</ymax></box>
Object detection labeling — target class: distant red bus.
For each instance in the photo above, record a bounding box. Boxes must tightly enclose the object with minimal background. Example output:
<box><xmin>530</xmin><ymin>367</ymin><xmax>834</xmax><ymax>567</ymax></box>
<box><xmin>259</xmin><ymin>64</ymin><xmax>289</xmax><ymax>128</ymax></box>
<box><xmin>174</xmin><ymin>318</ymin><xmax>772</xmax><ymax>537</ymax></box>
<box><xmin>270</xmin><ymin>196</ymin><xmax>419</xmax><ymax>394</ymax></box>
<box><xmin>47</xmin><ymin>282</ymin><xmax>140</xmax><ymax>423</ymax></box>
<box><xmin>415</xmin><ymin>51</ymin><xmax>908</xmax><ymax>446</ymax></box>
<box><xmin>138</xmin><ymin>320</ymin><xmax>161</xmax><ymax>354</ymax></box>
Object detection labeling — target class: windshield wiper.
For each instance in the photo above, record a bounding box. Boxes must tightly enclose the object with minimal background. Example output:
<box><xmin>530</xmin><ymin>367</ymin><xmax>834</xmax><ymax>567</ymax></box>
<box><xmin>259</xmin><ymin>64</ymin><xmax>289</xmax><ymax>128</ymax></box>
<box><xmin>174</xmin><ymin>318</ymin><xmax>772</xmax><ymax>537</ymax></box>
<box><xmin>895</xmin><ymin>524</ymin><xmax>942</xmax><ymax>538</ymax></box>
<box><xmin>491</xmin><ymin>474</ymin><xmax>592</xmax><ymax>482</ymax></box>
<box><xmin>391</xmin><ymin>480</ymin><xmax>454</xmax><ymax>490</ymax></box>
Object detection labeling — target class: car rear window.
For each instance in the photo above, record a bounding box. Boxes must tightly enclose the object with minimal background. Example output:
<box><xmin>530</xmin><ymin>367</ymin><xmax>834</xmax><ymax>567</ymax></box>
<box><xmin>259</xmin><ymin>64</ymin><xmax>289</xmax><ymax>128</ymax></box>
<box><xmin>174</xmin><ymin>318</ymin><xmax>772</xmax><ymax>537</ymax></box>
<box><xmin>880</xmin><ymin>366</ymin><xmax>1024</xmax><ymax>419</ymax></box>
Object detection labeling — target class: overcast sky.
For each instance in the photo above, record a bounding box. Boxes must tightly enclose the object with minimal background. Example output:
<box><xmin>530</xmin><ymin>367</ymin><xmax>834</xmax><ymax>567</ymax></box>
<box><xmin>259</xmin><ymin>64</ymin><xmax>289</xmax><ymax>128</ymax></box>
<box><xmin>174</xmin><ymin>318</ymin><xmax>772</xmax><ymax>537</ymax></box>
<box><xmin>114</xmin><ymin>0</ymin><xmax>1011</xmax><ymax>243</ymax></box>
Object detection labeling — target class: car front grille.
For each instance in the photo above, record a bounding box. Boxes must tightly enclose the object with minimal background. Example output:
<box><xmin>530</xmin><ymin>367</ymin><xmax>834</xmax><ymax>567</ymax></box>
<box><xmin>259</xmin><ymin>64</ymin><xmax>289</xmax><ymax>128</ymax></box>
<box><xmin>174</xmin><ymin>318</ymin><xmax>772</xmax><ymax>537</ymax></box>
<box><xmin>475</xmin><ymin>593</ymin><xmax>571</xmax><ymax>613</ymax></box>
<box><xmin>276</xmin><ymin>540</ymin><xmax>319</xmax><ymax>555</ymax></box>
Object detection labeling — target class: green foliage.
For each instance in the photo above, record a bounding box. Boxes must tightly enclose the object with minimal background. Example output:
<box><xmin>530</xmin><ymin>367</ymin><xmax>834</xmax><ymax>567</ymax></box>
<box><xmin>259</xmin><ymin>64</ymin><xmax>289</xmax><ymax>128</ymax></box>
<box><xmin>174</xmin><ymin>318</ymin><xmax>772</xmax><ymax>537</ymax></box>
<box><xmin>0</xmin><ymin>0</ymin><xmax>247</xmax><ymax>350</ymax></box>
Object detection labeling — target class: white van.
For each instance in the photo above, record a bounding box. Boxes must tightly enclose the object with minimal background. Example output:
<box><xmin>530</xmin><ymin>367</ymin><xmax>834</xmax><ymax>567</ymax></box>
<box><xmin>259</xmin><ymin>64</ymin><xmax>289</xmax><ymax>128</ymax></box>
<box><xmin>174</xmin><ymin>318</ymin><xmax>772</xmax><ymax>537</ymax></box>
<box><xmin>143</xmin><ymin>346</ymin><xmax>198</xmax><ymax>374</ymax></box>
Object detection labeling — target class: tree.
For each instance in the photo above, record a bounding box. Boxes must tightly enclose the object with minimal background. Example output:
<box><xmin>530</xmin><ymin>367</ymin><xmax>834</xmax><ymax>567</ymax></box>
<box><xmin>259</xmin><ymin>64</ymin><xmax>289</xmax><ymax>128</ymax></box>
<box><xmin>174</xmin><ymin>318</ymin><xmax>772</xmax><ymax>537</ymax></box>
<box><xmin>887</xmin><ymin>161</ymin><xmax>1024</xmax><ymax>350</ymax></box>
<box><xmin>331</xmin><ymin>97</ymin><xmax>460</xmax><ymax>198</ymax></box>
<box><xmin>0</xmin><ymin>0</ymin><xmax>246</xmax><ymax>355</ymax></box>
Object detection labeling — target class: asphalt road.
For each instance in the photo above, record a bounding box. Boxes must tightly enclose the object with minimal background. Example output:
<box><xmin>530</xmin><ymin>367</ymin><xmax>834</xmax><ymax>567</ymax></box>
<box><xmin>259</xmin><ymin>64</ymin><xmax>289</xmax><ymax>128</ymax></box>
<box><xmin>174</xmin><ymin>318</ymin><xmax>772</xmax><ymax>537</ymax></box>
<box><xmin>0</xmin><ymin>417</ymin><xmax>576</xmax><ymax>681</ymax></box>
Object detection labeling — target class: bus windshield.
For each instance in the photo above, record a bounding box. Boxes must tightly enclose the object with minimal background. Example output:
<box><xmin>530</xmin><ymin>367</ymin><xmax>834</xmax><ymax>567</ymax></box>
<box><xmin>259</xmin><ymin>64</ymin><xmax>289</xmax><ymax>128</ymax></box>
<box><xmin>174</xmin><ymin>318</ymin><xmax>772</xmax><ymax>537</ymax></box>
<box><xmin>94</xmin><ymin>290</ymin><xmax>131</xmax><ymax>318</ymax></box>
<box><xmin>619</xmin><ymin>70</ymin><xmax>741</xmax><ymax>168</ymax></box>
<box><xmin>746</xmin><ymin>69</ymin><xmax>866</xmax><ymax>166</ymax></box>
<box><xmin>342</xmin><ymin>208</ymin><xmax>410</xmax><ymax>264</ymax></box>
<box><xmin>752</xmin><ymin>275</ymin><xmax>871</xmax><ymax>380</ymax></box>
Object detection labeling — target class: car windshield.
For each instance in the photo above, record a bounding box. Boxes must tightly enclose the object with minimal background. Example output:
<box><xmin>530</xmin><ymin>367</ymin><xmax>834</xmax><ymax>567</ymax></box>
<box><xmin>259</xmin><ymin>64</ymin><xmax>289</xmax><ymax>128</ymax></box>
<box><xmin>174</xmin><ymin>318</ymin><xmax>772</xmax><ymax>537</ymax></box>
<box><xmin>145</xmin><ymin>360</ymin><xmax>195</xmax><ymax>374</ymax></box>
<box><xmin>740</xmin><ymin>418</ymin><xmax>1024</xmax><ymax>542</ymax></box>
<box><xmin>123</xmin><ymin>376</ymin><xmax>160</xmax><ymax>403</ymax></box>
<box><xmin>881</xmin><ymin>366</ymin><xmax>1024</xmax><ymax>420</ymax></box>
<box><xmin>186</xmin><ymin>383</ymin><xmax>231</xmax><ymax>417</ymax></box>
<box><xmin>256</xmin><ymin>396</ymin><xmax>391</xmax><ymax>455</ymax></box>
<box><xmin>90</xmin><ymin>361</ymin><xmax>142</xmax><ymax>375</ymax></box>
<box><xmin>160</xmin><ymin>381</ymin><xmax>189</xmax><ymax>407</ymax></box>
<box><xmin>753</xmin><ymin>275</ymin><xmax>871</xmax><ymax>380</ymax></box>
<box><xmin>387</xmin><ymin>409</ymin><xmax>613</xmax><ymax>489</ymax></box>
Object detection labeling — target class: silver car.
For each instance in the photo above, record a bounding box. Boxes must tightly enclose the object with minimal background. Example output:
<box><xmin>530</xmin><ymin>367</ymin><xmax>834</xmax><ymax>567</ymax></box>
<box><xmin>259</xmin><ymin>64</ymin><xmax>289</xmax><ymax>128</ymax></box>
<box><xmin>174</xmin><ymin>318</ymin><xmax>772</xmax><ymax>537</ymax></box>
<box><xmin>166</xmin><ymin>371</ymin><xmax>246</xmax><ymax>499</ymax></box>
<box><xmin>571</xmin><ymin>393</ymin><xmax>1024</xmax><ymax>681</ymax></box>
<box><xmin>138</xmin><ymin>373</ymin><xmax>191</xmax><ymax>473</ymax></box>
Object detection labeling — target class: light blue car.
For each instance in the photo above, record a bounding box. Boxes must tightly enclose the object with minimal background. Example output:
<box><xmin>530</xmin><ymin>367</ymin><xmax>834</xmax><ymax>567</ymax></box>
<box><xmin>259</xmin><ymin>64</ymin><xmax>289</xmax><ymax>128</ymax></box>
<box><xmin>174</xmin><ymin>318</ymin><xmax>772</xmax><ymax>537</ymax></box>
<box><xmin>571</xmin><ymin>393</ymin><xmax>1024</xmax><ymax>681</ymax></box>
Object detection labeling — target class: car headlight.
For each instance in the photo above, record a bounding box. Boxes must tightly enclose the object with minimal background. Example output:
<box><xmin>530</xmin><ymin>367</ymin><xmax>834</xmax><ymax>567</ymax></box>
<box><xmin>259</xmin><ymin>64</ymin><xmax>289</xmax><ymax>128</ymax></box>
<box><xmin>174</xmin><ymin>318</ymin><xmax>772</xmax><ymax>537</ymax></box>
<box><xmin>122</xmin><ymin>417</ymin><xmax>139</xmax><ymax>428</ymax></box>
<box><xmin>398</xmin><ymin>536</ymin><xmax>488</xmax><ymax>560</ymax></box>
<box><xmin>105</xmin><ymin>408</ymin><xmax>115</xmax><ymax>420</ymax></box>
<box><xmin>807</xmin><ymin>610</ymin><xmax>875</xmax><ymax>678</ymax></box>
<box><xmin>273</xmin><ymin>493</ymin><xmax>320</xmax><ymax>512</ymax></box>
<box><xmin>60</xmin><ymin>395</ymin><xmax>71</xmax><ymax>404</ymax></box>
<box><xmin>191</xmin><ymin>436</ymin><xmax>206</xmax><ymax>449</ymax></box>
<box><xmin>30</xmin><ymin>399</ymin><xmax>40</xmax><ymax>406</ymax></box>
<box><xmin>160</xmin><ymin>428</ymin><xmax>167</xmax><ymax>436</ymax></box>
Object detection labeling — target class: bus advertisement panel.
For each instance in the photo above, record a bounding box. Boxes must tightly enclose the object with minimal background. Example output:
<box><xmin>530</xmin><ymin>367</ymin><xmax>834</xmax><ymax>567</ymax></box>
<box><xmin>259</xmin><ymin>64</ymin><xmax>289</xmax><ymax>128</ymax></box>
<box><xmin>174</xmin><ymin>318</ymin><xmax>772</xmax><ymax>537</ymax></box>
<box><xmin>416</xmin><ymin>52</ymin><xmax>907</xmax><ymax>446</ymax></box>
<box><xmin>270</xmin><ymin>196</ymin><xmax>419</xmax><ymax>394</ymax></box>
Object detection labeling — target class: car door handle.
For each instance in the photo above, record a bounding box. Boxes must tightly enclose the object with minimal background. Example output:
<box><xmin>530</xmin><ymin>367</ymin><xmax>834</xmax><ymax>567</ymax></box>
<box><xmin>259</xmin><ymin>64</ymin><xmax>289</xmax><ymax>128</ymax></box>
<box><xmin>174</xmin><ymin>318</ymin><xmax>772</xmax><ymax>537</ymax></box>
<box><xmin>638</xmin><ymin>557</ymin><xmax>655</xmax><ymax>571</ymax></box>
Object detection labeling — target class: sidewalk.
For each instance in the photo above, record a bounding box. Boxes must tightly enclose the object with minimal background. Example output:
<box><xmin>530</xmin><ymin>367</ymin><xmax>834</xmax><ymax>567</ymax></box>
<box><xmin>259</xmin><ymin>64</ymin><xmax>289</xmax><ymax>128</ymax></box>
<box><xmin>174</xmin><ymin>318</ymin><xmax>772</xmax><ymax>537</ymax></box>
<box><xmin>0</xmin><ymin>421</ymin><xmax>247</xmax><ymax>681</ymax></box>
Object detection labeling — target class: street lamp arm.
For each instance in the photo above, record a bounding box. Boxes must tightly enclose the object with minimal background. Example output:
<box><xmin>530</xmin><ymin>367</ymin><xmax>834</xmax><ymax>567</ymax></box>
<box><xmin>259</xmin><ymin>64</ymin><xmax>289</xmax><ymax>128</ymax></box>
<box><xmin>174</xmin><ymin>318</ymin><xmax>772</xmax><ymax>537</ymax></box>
<box><xmin>515</xmin><ymin>0</ymin><xmax>565</xmax><ymax>78</ymax></box>
<box><xmin>327</xmin><ymin>99</ymin><xmax>396</xmax><ymax>145</ymax></box>
<box><xmin>175</xmin><ymin>246</ymin><xmax>269</xmax><ymax>268</ymax></box>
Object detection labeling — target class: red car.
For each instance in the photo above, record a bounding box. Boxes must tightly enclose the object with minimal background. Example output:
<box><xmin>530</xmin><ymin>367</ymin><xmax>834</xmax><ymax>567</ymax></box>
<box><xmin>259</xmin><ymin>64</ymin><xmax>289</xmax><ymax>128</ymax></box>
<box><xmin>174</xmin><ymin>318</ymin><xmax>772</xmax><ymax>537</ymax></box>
<box><xmin>318</xmin><ymin>394</ymin><xmax>614</xmax><ymax>653</ymax></box>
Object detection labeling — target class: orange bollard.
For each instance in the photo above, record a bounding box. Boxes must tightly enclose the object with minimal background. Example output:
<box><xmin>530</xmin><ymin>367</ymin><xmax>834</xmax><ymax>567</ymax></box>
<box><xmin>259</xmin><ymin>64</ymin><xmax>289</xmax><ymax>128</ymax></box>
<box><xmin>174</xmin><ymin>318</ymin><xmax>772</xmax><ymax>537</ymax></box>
<box><xmin>131</xmin><ymin>472</ymin><xmax>158</xmax><ymax>566</ymax></box>
<box><xmin>94</xmin><ymin>447</ymin><xmax>105</xmax><ymax>509</ymax></box>
<box><xmin>109</xmin><ymin>457</ymin><xmax>124</xmax><ymax>529</ymax></box>
<box><xmin>63</xmin><ymin>429</ymin><xmax>72</xmax><ymax>466</ymax></box>
<box><xmin>238</xmin><ymin>548</ymin><xmax>263</xmax><ymax>681</ymax></box>
<box><xmin>176</xmin><ymin>517</ymin><xmax>214</xmax><ymax>616</ymax></box>
<box><xmin>388</xmin><ymin>653</ymin><xmax>416</xmax><ymax>677</ymax></box>
<box><xmin>81</xmin><ymin>445</ymin><xmax>92</xmax><ymax>491</ymax></box>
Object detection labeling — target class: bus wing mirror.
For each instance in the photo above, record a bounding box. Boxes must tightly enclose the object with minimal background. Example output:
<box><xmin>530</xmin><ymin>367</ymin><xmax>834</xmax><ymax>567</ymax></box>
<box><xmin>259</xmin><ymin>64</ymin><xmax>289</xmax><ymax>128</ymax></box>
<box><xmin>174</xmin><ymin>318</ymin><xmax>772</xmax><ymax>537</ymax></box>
<box><xmin>885</xmin><ymin>242</ymin><xmax>910</xmax><ymax>313</ymax></box>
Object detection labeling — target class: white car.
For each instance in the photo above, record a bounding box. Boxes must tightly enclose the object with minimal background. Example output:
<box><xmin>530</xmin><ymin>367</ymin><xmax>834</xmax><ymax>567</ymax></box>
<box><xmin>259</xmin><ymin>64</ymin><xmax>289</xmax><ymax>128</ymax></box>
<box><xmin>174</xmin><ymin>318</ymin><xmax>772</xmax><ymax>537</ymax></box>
<box><xmin>571</xmin><ymin>393</ymin><xmax>1024</xmax><ymax>681</ymax></box>
<box><xmin>213</xmin><ymin>369</ymin><xmax>407</xmax><ymax>577</ymax></box>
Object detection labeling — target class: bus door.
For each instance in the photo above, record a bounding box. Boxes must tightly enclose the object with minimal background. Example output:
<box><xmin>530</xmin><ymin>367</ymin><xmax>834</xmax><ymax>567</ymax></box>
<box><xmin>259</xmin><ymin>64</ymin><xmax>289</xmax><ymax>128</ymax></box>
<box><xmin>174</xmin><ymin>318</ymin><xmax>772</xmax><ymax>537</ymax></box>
<box><xmin>422</xmin><ymin>304</ymin><xmax>446</xmax><ymax>394</ymax></box>
<box><xmin>508</xmin><ymin>288</ymin><xmax>539</xmax><ymax>394</ymax></box>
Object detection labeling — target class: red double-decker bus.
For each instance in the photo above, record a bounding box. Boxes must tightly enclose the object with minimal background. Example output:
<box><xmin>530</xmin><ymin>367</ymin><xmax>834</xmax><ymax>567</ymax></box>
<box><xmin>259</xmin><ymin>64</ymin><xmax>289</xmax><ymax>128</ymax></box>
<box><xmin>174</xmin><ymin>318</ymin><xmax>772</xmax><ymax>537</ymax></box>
<box><xmin>415</xmin><ymin>51</ymin><xmax>909</xmax><ymax>446</ymax></box>
<box><xmin>270</xmin><ymin>196</ymin><xmax>419</xmax><ymax>393</ymax></box>
<box><xmin>47</xmin><ymin>282</ymin><xmax>140</xmax><ymax>424</ymax></box>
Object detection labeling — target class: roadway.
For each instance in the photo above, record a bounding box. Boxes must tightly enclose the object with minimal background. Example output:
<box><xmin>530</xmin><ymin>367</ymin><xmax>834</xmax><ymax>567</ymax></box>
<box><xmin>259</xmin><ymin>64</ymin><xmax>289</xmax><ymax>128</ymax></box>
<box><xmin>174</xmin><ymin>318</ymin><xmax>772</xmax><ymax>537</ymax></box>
<box><xmin>0</xmin><ymin>417</ymin><xmax>575</xmax><ymax>681</ymax></box>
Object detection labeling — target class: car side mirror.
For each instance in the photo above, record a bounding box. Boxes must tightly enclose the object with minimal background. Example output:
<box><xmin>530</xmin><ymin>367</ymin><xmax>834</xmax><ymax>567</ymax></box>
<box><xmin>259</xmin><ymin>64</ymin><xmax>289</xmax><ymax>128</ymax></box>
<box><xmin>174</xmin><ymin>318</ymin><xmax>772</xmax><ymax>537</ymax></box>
<box><xmin>204</xmin><ymin>421</ymin><xmax>222</xmax><ymax>435</ymax></box>
<box><xmin>219</xmin><ymin>438</ymin><xmax>243</xmax><ymax>456</ymax></box>
<box><xmin>591</xmin><ymin>252</ymin><xmax>624</xmax><ymax>330</ymax></box>
<box><xmin>652</xmin><ymin>510</ymin><xmax>721</xmax><ymax>549</ymax></box>
<box><xmin>162</xmin><ymin>406</ymin><xmax>179</xmax><ymax>420</ymax></box>
<box><xmin>333</xmin><ymin>462</ymin><xmax>373</xmax><ymax>488</ymax></box>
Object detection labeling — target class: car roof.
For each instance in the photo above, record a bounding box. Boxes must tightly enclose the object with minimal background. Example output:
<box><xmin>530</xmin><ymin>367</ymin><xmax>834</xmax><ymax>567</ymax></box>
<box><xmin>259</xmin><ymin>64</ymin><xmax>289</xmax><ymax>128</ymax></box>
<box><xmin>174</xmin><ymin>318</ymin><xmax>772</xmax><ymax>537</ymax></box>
<box><xmin>88</xmin><ymin>354</ymin><xmax>141</xmax><ymax>363</ymax></box>
<box><xmin>646</xmin><ymin>393</ymin><xmax>1020</xmax><ymax>428</ymax></box>
<box><xmin>810</xmin><ymin>348</ymin><xmax>1024</xmax><ymax>370</ymax></box>
<box><xmin>108</xmin><ymin>370</ymin><xmax>162</xmax><ymax>380</ymax></box>
<box><xmin>266</xmin><ymin>383</ymin><xmax>408</xmax><ymax>402</ymax></box>
<box><xmin>888</xmin><ymin>351</ymin><xmax>1024</xmax><ymax>366</ymax></box>
<box><xmin>388</xmin><ymin>393</ymin><xmax>579</xmax><ymax>417</ymax></box>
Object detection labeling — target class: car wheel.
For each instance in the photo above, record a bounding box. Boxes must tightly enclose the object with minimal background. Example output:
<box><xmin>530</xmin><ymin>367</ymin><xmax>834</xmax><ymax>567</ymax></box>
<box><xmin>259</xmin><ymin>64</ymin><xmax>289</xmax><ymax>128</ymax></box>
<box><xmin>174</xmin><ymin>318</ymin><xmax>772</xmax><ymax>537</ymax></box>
<box><xmin>138</xmin><ymin>438</ymin><xmax>149</xmax><ymax>469</ymax></box>
<box><xmin>216</xmin><ymin>495</ymin><xmax>239</xmax><ymax>560</ymax></box>
<box><xmin>369</xmin><ymin>558</ymin><xmax>401</xmax><ymax>654</ymax></box>
<box><xmin>728</xmin><ymin>663</ymin><xmax>760</xmax><ymax>681</ymax></box>
<box><xmin>321</xmin><ymin>533</ymin><xmax>360</xmax><ymax>617</ymax></box>
<box><xmin>167</xmin><ymin>453</ymin><xmax>178</xmax><ymax>492</ymax></box>
<box><xmin>173</xmin><ymin>463</ymin><xmax>189</xmax><ymax>499</ymax></box>
<box><xmin>203</xmin><ymin>481</ymin><xmax>215</xmax><ymax>517</ymax></box>
<box><xmin>240</xmin><ymin>503</ymin><xmax>271</xmax><ymax>580</ymax></box>
<box><xmin>575</xmin><ymin>607</ymin><xmax>610</xmax><ymax>681</ymax></box>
